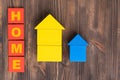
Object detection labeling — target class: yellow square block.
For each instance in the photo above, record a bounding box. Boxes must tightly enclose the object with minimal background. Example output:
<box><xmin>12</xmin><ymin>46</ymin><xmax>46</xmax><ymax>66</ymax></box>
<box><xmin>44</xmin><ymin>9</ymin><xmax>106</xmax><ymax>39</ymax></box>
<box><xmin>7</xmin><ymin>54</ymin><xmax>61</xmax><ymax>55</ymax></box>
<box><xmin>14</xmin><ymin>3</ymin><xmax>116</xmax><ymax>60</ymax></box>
<box><xmin>37</xmin><ymin>46</ymin><xmax>62</xmax><ymax>62</ymax></box>
<box><xmin>37</xmin><ymin>30</ymin><xmax>62</xmax><ymax>45</ymax></box>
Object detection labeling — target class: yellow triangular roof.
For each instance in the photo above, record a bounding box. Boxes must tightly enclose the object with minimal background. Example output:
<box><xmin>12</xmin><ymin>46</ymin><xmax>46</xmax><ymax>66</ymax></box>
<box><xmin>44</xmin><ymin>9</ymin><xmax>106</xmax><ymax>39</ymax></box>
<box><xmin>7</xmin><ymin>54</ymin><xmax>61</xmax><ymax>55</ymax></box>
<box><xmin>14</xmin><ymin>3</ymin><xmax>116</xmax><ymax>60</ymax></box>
<box><xmin>35</xmin><ymin>14</ymin><xmax>65</xmax><ymax>30</ymax></box>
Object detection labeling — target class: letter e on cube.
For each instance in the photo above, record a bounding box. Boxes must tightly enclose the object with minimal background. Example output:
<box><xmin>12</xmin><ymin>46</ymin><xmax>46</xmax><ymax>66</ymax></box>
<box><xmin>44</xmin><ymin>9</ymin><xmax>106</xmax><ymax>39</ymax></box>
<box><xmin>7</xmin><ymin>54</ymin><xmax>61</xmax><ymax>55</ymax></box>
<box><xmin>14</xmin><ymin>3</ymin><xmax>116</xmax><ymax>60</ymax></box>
<box><xmin>8</xmin><ymin>57</ymin><xmax>24</xmax><ymax>72</ymax></box>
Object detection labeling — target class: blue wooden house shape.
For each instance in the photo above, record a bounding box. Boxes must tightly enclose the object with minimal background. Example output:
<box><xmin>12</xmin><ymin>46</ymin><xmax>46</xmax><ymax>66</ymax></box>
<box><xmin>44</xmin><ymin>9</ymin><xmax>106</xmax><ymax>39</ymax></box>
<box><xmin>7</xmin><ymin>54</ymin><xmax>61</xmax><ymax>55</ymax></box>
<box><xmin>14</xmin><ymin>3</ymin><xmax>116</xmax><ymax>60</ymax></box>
<box><xmin>68</xmin><ymin>34</ymin><xmax>88</xmax><ymax>62</ymax></box>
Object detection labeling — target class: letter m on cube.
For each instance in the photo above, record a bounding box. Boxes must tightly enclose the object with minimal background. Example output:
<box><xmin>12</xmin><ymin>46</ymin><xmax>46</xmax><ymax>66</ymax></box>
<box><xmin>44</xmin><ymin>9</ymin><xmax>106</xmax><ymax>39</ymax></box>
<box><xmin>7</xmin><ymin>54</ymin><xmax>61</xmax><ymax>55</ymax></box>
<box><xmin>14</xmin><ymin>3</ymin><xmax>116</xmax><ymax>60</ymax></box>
<box><xmin>8</xmin><ymin>8</ymin><xmax>24</xmax><ymax>23</ymax></box>
<box><xmin>8</xmin><ymin>41</ymin><xmax>24</xmax><ymax>56</ymax></box>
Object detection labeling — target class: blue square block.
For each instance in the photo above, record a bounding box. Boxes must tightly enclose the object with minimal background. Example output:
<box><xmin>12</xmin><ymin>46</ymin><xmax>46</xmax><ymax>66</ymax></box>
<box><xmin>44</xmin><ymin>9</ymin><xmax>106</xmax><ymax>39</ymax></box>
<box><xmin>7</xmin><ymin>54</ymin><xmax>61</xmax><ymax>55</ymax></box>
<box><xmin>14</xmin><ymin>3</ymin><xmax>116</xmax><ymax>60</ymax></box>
<box><xmin>70</xmin><ymin>46</ymin><xmax>87</xmax><ymax>62</ymax></box>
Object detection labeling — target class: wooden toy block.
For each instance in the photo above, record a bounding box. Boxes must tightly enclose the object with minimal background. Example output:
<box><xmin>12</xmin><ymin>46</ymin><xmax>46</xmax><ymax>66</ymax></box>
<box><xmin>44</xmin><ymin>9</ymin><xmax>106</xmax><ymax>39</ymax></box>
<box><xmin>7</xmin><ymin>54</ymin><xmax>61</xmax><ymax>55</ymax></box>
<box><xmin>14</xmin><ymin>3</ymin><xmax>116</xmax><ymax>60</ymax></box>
<box><xmin>36</xmin><ymin>30</ymin><xmax>62</xmax><ymax>45</ymax></box>
<box><xmin>8</xmin><ymin>8</ymin><xmax>24</xmax><ymax>23</ymax></box>
<box><xmin>34</xmin><ymin>14</ymin><xmax>65</xmax><ymax>62</ymax></box>
<box><xmin>37</xmin><ymin>46</ymin><xmax>62</xmax><ymax>62</ymax></box>
<box><xmin>35</xmin><ymin>14</ymin><xmax>65</xmax><ymax>46</ymax></box>
<box><xmin>8</xmin><ymin>41</ymin><xmax>24</xmax><ymax>56</ymax></box>
<box><xmin>8</xmin><ymin>24</ymin><xmax>24</xmax><ymax>40</ymax></box>
<box><xmin>8</xmin><ymin>57</ymin><xmax>24</xmax><ymax>72</ymax></box>
<box><xmin>68</xmin><ymin>34</ymin><xmax>88</xmax><ymax>62</ymax></box>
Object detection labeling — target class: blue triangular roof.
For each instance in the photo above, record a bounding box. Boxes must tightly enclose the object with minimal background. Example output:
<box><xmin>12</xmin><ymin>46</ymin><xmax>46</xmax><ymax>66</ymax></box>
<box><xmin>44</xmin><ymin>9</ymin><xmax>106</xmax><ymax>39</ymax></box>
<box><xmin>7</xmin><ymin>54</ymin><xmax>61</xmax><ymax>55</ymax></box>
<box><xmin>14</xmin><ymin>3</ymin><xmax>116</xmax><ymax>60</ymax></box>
<box><xmin>68</xmin><ymin>34</ymin><xmax>88</xmax><ymax>46</ymax></box>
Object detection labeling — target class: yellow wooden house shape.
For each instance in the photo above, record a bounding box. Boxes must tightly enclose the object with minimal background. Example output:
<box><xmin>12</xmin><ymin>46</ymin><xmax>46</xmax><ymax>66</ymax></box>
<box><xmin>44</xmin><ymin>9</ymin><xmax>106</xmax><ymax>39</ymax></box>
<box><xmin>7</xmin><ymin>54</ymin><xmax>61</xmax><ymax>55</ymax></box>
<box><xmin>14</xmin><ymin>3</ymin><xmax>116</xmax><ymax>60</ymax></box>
<box><xmin>35</xmin><ymin>14</ymin><xmax>65</xmax><ymax>62</ymax></box>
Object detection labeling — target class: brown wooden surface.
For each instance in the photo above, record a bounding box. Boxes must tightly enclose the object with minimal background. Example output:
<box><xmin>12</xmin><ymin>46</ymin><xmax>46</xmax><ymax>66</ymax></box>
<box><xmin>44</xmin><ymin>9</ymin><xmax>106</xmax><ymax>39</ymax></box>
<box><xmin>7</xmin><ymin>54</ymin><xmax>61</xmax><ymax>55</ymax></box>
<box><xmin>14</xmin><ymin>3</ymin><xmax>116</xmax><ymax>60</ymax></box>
<box><xmin>0</xmin><ymin>0</ymin><xmax>120</xmax><ymax>80</ymax></box>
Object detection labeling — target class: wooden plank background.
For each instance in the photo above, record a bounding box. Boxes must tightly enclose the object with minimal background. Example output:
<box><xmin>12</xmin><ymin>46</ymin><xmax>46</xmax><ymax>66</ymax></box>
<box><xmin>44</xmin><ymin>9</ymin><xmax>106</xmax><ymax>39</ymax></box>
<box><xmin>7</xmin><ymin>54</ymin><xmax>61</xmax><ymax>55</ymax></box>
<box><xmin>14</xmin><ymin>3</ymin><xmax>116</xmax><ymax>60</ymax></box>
<box><xmin>0</xmin><ymin>0</ymin><xmax>120</xmax><ymax>80</ymax></box>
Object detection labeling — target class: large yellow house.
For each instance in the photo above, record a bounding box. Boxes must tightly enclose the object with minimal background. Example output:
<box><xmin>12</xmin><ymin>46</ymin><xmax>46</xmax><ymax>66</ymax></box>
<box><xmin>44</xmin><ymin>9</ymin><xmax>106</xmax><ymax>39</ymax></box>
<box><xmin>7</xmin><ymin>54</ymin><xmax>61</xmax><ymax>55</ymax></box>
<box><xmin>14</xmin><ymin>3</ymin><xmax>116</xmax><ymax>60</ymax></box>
<box><xmin>35</xmin><ymin>14</ymin><xmax>65</xmax><ymax>62</ymax></box>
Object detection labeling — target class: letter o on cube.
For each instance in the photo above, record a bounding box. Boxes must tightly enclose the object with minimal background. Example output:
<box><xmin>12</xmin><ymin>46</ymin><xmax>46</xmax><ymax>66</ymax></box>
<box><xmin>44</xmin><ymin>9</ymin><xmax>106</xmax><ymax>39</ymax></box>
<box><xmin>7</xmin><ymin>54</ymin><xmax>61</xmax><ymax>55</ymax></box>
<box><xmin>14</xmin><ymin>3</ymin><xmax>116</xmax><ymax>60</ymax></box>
<box><xmin>8</xmin><ymin>24</ymin><xmax>24</xmax><ymax>40</ymax></box>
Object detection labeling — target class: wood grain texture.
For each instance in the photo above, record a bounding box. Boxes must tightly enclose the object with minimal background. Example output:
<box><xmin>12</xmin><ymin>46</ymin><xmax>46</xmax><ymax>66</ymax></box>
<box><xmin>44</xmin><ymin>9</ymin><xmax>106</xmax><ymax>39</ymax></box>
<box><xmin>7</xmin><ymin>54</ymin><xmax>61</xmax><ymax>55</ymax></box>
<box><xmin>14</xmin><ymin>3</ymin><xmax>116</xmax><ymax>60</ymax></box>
<box><xmin>0</xmin><ymin>0</ymin><xmax>2</xmax><ymax>79</ymax></box>
<box><xmin>1</xmin><ymin>0</ymin><xmax>120</xmax><ymax>80</ymax></box>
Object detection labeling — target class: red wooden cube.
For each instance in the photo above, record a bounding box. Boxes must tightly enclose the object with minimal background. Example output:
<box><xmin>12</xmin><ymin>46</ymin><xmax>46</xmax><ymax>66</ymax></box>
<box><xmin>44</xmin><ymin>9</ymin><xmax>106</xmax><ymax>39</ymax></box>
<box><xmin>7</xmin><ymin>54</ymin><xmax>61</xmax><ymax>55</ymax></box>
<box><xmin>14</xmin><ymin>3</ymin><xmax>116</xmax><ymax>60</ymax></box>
<box><xmin>8</xmin><ymin>57</ymin><xmax>24</xmax><ymax>72</ymax></box>
<box><xmin>8</xmin><ymin>41</ymin><xmax>24</xmax><ymax>56</ymax></box>
<box><xmin>8</xmin><ymin>8</ymin><xmax>24</xmax><ymax>23</ymax></box>
<box><xmin>8</xmin><ymin>24</ymin><xmax>24</xmax><ymax>40</ymax></box>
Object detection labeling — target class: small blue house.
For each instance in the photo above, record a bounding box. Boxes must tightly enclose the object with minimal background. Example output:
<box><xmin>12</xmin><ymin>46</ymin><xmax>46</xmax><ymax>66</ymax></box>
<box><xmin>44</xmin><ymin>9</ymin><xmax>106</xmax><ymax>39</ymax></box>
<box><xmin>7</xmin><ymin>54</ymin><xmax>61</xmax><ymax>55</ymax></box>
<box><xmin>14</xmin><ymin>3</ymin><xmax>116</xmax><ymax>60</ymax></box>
<box><xmin>68</xmin><ymin>34</ymin><xmax>88</xmax><ymax>62</ymax></box>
